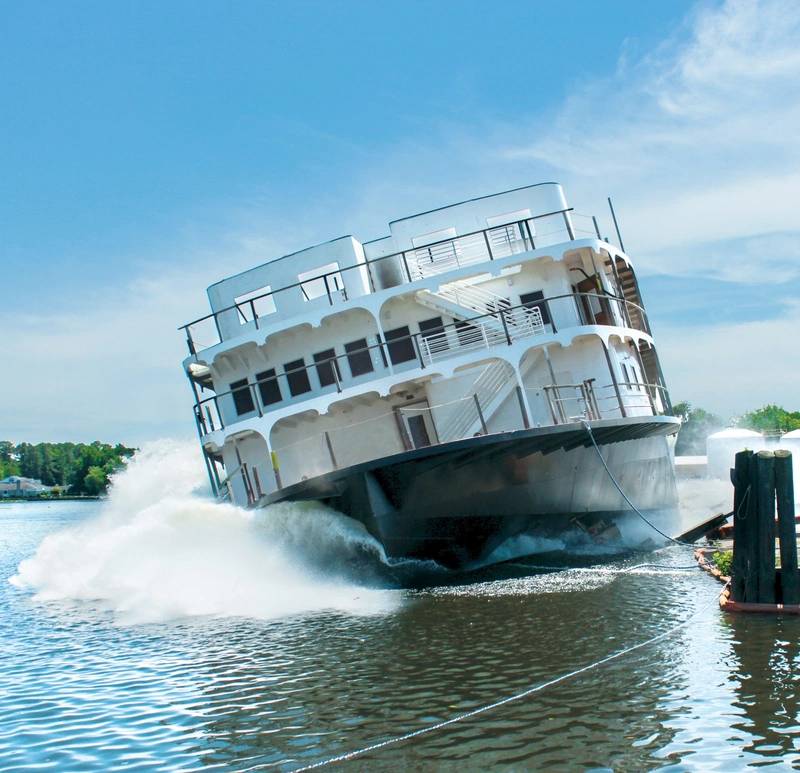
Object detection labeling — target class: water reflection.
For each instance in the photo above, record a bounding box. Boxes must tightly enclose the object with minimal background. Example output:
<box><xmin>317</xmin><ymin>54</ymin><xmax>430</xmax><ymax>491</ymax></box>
<box><xmin>727</xmin><ymin>614</ymin><xmax>800</xmax><ymax>762</ymax></box>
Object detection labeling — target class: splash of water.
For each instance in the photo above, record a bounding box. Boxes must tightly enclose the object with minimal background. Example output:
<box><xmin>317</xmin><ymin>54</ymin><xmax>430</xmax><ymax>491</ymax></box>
<box><xmin>10</xmin><ymin>440</ymin><xmax>399</xmax><ymax>624</ymax></box>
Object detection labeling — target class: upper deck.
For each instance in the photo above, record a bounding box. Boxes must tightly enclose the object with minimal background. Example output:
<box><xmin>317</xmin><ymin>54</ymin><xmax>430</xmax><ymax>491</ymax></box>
<box><xmin>180</xmin><ymin>182</ymin><xmax>602</xmax><ymax>358</ymax></box>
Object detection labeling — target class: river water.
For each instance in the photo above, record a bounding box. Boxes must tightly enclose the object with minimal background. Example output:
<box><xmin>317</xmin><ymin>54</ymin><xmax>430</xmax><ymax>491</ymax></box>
<box><xmin>2</xmin><ymin>442</ymin><xmax>799</xmax><ymax>771</ymax></box>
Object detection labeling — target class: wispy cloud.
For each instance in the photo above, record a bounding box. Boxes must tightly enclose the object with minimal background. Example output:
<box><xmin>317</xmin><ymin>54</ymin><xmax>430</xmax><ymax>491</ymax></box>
<box><xmin>506</xmin><ymin>0</ymin><xmax>800</xmax><ymax>280</ymax></box>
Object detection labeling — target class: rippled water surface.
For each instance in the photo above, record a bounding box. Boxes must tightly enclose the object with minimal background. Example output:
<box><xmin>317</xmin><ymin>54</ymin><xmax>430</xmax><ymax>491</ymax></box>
<box><xmin>3</xmin><ymin>496</ymin><xmax>800</xmax><ymax>771</ymax></box>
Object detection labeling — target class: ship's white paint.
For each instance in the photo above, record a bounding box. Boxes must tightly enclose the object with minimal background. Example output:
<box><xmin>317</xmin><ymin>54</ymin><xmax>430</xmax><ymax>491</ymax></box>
<box><xmin>181</xmin><ymin>183</ymin><xmax>674</xmax><ymax>508</ymax></box>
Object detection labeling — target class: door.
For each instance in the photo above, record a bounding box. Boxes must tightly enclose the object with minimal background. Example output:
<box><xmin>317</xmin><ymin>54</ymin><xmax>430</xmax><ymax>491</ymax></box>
<box><xmin>407</xmin><ymin>415</ymin><xmax>431</xmax><ymax>448</ymax></box>
<box><xmin>574</xmin><ymin>276</ymin><xmax>612</xmax><ymax>326</ymax></box>
<box><xmin>398</xmin><ymin>400</ymin><xmax>438</xmax><ymax>449</ymax></box>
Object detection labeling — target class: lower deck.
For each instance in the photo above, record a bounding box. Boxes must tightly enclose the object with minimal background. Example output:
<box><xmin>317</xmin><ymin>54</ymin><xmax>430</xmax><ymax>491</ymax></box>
<box><xmin>262</xmin><ymin>416</ymin><xmax>681</xmax><ymax>567</ymax></box>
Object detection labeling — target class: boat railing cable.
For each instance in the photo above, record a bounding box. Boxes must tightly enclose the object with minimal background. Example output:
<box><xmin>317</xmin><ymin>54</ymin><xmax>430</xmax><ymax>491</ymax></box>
<box><xmin>277</xmin><ymin>591</ymin><xmax>718</xmax><ymax>773</ymax></box>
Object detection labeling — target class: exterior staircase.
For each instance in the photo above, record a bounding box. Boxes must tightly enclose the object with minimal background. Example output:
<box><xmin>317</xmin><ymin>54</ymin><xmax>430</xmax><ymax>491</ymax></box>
<box><xmin>415</xmin><ymin>280</ymin><xmax>545</xmax><ymax>365</ymax></box>
<box><xmin>604</xmin><ymin>256</ymin><xmax>646</xmax><ymax>332</ymax></box>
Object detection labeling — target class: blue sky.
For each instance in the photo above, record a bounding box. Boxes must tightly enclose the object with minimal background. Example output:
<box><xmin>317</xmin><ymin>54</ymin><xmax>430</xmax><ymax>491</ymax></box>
<box><xmin>2</xmin><ymin>0</ymin><xmax>799</xmax><ymax>443</ymax></box>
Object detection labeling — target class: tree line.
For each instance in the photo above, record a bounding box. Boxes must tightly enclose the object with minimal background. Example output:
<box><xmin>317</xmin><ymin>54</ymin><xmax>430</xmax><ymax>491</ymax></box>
<box><xmin>673</xmin><ymin>403</ymin><xmax>800</xmax><ymax>456</ymax></box>
<box><xmin>0</xmin><ymin>441</ymin><xmax>136</xmax><ymax>496</ymax></box>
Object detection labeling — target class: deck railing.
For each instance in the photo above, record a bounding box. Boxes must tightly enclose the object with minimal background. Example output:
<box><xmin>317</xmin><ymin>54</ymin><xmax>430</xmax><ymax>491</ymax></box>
<box><xmin>191</xmin><ymin>292</ymin><xmax>655</xmax><ymax>438</ymax></box>
<box><xmin>178</xmin><ymin>207</ymin><xmax>601</xmax><ymax>355</ymax></box>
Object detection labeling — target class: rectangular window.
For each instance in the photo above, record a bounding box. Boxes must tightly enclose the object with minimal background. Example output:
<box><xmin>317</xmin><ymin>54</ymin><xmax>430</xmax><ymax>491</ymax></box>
<box><xmin>455</xmin><ymin>320</ymin><xmax>481</xmax><ymax>347</ymax></box>
<box><xmin>344</xmin><ymin>338</ymin><xmax>374</xmax><ymax>377</ymax></box>
<box><xmin>418</xmin><ymin>316</ymin><xmax>445</xmax><ymax>341</ymax></box>
<box><xmin>230</xmin><ymin>378</ymin><xmax>255</xmax><ymax>416</ymax></box>
<box><xmin>313</xmin><ymin>349</ymin><xmax>341</xmax><ymax>387</ymax></box>
<box><xmin>256</xmin><ymin>368</ymin><xmax>282</xmax><ymax>406</ymax></box>
<box><xmin>284</xmin><ymin>358</ymin><xmax>312</xmax><ymax>396</ymax></box>
<box><xmin>384</xmin><ymin>326</ymin><xmax>417</xmax><ymax>365</ymax></box>
<box><xmin>520</xmin><ymin>291</ymin><xmax>551</xmax><ymax>324</ymax></box>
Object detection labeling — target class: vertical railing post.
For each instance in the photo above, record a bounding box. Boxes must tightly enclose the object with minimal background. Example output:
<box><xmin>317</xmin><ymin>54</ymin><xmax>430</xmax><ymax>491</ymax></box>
<box><xmin>500</xmin><ymin>311</ymin><xmax>512</xmax><ymax>346</ymax></box>
<box><xmin>323</xmin><ymin>274</ymin><xmax>333</xmax><ymax>305</ymax></box>
<box><xmin>563</xmin><ymin>210</ymin><xmax>575</xmax><ymax>240</ymax></box>
<box><xmin>250</xmin><ymin>299</ymin><xmax>259</xmax><ymax>329</ymax></box>
<box><xmin>544</xmin><ymin>386</ymin><xmax>559</xmax><ymax>425</ymax></box>
<box><xmin>186</xmin><ymin>329</ymin><xmax>197</xmax><ymax>356</ymax></box>
<box><xmin>524</xmin><ymin>219</ymin><xmax>536</xmax><ymax>250</ymax></box>
<box><xmin>325</xmin><ymin>431</ymin><xmax>338</xmax><ymax>470</ymax></box>
<box><xmin>483</xmin><ymin>230</ymin><xmax>494</xmax><ymax>261</ymax></box>
<box><xmin>473</xmin><ymin>393</ymin><xmax>488</xmax><ymax>435</ymax></box>
<box><xmin>608</xmin><ymin>196</ymin><xmax>625</xmax><ymax>253</ymax></box>
<box><xmin>592</xmin><ymin>215</ymin><xmax>602</xmax><ymax>239</ymax></box>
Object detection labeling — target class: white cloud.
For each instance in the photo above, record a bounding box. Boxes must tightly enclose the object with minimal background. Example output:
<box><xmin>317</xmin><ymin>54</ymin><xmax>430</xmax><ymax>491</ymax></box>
<box><xmin>506</xmin><ymin>0</ymin><xmax>800</xmax><ymax>281</ymax></box>
<box><xmin>657</xmin><ymin>301</ymin><xmax>800</xmax><ymax>418</ymax></box>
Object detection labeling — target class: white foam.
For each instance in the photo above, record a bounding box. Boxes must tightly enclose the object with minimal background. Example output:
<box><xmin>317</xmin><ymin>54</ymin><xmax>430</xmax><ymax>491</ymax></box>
<box><xmin>10</xmin><ymin>440</ymin><xmax>399</xmax><ymax>624</ymax></box>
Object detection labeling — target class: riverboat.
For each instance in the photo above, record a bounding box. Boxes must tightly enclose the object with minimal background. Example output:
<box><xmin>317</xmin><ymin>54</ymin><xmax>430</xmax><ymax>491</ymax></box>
<box><xmin>180</xmin><ymin>183</ymin><xmax>681</xmax><ymax>567</ymax></box>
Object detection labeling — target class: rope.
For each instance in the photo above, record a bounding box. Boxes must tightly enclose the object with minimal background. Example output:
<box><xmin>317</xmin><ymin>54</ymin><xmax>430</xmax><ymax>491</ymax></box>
<box><xmin>580</xmin><ymin>420</ymin><xmax>699</xmax><ymax>548</ymax></box>
<box><xmin>285</xmin><ymin>592</ymin><xmax>716</xmax><ymax>772</ymax></box>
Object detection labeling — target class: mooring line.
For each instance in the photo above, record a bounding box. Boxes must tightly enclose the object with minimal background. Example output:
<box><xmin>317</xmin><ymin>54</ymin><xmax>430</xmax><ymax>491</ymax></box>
<box><xmin>284</xmin><ymin>593</ymin><xmax>716</xmax><ymax>772</ymax></box>
<box><xmin>580</xmin><ymin>420</ymin><xmax>700</xmax><ymax>548</ymax></box>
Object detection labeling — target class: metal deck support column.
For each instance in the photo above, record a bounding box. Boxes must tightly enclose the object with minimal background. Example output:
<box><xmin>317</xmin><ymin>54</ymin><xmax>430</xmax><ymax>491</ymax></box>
<box><xmin>601</xmin><ymin>338</ymin><xmax>627</xmax><ymax>418</ymax></box>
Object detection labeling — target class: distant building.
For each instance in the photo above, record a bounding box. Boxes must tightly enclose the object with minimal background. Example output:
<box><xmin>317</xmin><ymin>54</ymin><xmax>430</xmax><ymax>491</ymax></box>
<box><xmin>0</xmin><ymin>476</ymin><xmax>60</xmax><ymax>497</ymax></box>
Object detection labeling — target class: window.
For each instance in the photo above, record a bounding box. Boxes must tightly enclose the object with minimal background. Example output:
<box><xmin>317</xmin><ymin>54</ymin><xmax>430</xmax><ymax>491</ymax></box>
<box><xmin>234</xmin><ymin>286</ymin><xmax>276</xmax><ymax>320</ymax></box>
<box><xmin>520</xmin><ymin>291</ymin><xmax>551</xmax><ymax>325</ymax></box>
<box><xmin>313</xmin><ymin>349</ymin><xmax>341</xmax><ymax>387</ymax></box>
<box><xmin>455</xmin><ymin>320</ymin><xmax>481</xmax><ymax>347</ymax></box>
<box><xmin>384</xmin><ymin>326</ymin><xmax>417</xmax><ymax>365</ymax></box>
<box><xmin>344</xmin><ymin>338</ymin><xmax>374</xmax><ymax>377</ymax></box>
<box><xmin>230</xmin><ymin>379</ymin><xmax>255</xmax><ymax>416</ymax></box>
<box><xmin>256</xmin><ymin>368</ymin><xmax>282</xmax><ymax>406</ymax></box>
<box><xmin>418</xmin><ymin>316</ymin><xmax>445</xmax><ymax>341</ymax></box>
<box><xmin>284</xmin><ymin>359</ymin><xmax>312</xmax><ymax>396</ymax></box>
<box><xmin>297</xmin><ymin>263</ymin><xmax>345</xmax><ymax>301</ymax></box>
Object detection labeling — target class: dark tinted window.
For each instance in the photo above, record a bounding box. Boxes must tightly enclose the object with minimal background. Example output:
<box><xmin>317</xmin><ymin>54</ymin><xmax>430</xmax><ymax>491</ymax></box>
<box><xmin>230</xmin><ymin>378</ymin><xmax>255</xmax><ymax>416</ymax></box>
<box><xmin>418</xmin><ymin>317</ymin><xmax>444</xmax><ymax>341</ymax></box>
<box><xmin>256</xmin><ymin>368</ymin><xmax>282</xmax><ymax>406</ymax></box>
<box><xmin>344</xmin><ymin>339</ymin><xmax>374</xmax><ymax>377</ymax></box>
<box><xmin>313</xmin><ymin>349</ymin><xmax>341</xmax><ymax>387</ymax></box>
<box><xmin>455</xmin><ymin>320</ymin><xmax>481</xmax><ymax>346</ymax></box>
<box><xmin>520</xmin><ymin>291</ymin><xmax>551</xmax><ymax>324</ymax></box>
<box><xmin>384</xmin><ymin>326</ymin><xmax>417</xmax><ymax>364</ymax></box>
<box><xmin>284</xmin><ymin>359</ymin><xmax>312</xmax><ymax>396</ymax></box>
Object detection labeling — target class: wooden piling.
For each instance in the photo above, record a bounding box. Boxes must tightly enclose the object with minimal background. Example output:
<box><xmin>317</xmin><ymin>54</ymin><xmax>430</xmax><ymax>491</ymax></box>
<box><xmin>775</xmin><ymin>450</ymin><xmax>799</xmax><ymax>605</ymax></box>
<box><xmin>742</xmin><ymin>452</ymin><xmax>761</xmax><ymax>603</ymax></box>
<box><xmin>755</xmin><ymin>451</ymin><xmax>776</xmax><ymax>604</ymax></box>
<box><xmin>730</xmin><ymin>449</ymin><xmax>752</xmax><ymax>602</ymax></box>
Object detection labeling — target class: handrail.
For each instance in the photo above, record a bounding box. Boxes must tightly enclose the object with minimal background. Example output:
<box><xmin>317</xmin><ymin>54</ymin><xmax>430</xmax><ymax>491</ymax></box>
<box><xmin>190</xmin><ymin>291</ymin><xmax>657</xmax><ymax>437</ymax></box>
<box><xmin>178</xmin><ymin>207</ymin><xmax>580</xmax><ymax>352</ymax></box>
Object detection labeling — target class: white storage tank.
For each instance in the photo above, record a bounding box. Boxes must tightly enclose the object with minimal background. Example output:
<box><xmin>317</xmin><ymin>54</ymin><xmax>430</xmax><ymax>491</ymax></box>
<box><xmin>706</xmin><ymin>427</ymin><xmax>765</xmax><ymax>480</ymax></box>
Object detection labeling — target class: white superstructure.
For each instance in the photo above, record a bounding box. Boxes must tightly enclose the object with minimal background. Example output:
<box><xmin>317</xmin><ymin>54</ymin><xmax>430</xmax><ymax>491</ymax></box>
<box><xmin>180</xmin><ymin>183</ymin><xmax>672</xmax><ymax>508</ymax></box>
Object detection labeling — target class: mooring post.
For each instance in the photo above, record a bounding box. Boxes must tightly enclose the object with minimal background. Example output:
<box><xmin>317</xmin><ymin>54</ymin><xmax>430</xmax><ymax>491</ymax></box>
<box><xmin>730</xmin><ymin>449</ymin><xmax>752</xmax><ymax>602</ymax></box>
<box><xmin>743</xmin><ymin>452</ymin><xmax>761</xmax><ymax>603</ymax></box>
<box><xmin>775</xmin><ymin>450</ymin><xmax>799</xmax><ymax>605</ymax></box>
<box><xmin>756</xmin><ymin>450</ymin><xmax>777</xmax><ymax>604</ymax></box>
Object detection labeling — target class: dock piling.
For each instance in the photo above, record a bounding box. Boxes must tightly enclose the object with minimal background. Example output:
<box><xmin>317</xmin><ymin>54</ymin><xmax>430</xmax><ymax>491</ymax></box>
<box><xmin>755</xmin><ymin>451</ymin><xmax>776</xmax><ymax>604</ymax></box>
<box><xmin>775</xmin><ymin>450</ymin><xmax>799</xmax><ymax>604</ymax></box>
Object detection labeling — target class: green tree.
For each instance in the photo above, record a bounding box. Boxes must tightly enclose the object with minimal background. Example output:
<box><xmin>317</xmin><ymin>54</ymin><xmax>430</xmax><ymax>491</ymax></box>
<box><xmin>673</xmin><ymin>401</ymin><xmax>725</xmax><ymax>455</ymax></box>
<box><xmin>83</xmin><ymin>466</ymin><xmax>108</xmax><ymax>495</ymax></box>
<box><xmin>739</xmin><ymin>404</ymin><xmax>800</xmax><ymax>433</ymax></box>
